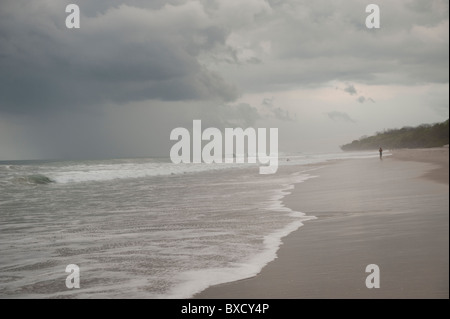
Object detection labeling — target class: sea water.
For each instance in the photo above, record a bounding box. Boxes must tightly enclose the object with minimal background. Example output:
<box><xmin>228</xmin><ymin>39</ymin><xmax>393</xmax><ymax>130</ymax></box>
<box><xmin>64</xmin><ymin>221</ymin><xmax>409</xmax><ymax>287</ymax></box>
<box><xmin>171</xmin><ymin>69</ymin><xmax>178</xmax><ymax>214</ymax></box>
<box><xmin>0</xmin><ymin>151</ymin><xmax>381</xmax><ymax>298</ymax></box>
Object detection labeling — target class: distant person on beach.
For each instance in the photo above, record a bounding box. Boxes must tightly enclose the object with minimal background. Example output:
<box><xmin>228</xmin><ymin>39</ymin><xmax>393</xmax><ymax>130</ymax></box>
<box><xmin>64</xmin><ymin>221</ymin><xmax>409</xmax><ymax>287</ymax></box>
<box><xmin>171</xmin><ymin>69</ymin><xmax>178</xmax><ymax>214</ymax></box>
<box><xmin>379</xmin><ymin>147</ymin><xmax>383</xmax><ymax>160</ymax></box>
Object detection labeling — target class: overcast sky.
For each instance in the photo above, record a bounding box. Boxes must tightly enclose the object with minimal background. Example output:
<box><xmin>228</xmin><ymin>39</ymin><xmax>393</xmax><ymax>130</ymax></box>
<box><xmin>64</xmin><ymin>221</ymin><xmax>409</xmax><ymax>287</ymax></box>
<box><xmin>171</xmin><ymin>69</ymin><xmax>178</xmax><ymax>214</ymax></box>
<box><xmin>0</xmin><ymin>0</ymin><xmax>448</xmax><ymax>160</ymax></box>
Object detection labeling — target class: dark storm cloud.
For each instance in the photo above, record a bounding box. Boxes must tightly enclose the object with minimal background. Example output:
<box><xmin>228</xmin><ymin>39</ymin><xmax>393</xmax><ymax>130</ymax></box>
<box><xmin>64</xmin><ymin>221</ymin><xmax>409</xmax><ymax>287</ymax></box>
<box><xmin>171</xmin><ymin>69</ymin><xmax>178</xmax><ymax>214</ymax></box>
<box><xmin>1</xmin><ymin>0</ymin><xmax>447</xmax><ymax>115</ymax></box>
<box><xmin>0</xmin><ymin>1</ymin><xmax>238</xmax><ymax>114</ymax></box>
<box><xmin>0</xmin><ymin>0</ymin><xmax>447</xmax><ymax>160</ymax></box>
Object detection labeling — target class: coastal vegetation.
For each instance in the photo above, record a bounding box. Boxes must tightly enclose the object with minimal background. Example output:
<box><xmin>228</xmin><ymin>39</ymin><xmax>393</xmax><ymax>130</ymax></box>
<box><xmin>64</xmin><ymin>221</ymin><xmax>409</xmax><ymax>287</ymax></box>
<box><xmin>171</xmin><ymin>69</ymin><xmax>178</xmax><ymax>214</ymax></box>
<box><xmin>341</xmin><ymin>119</ymin><xmax>449</xmax><ymax>151</ymax></box>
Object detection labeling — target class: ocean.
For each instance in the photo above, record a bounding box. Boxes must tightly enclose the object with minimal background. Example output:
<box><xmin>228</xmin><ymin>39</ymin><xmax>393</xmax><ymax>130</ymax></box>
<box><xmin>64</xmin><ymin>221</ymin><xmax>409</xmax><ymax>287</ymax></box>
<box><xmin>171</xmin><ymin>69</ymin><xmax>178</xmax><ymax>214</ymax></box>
<box><xmin>0</xmin><ymin>151</ymin><xmax>381</xmax><ymax>298</ymax></box>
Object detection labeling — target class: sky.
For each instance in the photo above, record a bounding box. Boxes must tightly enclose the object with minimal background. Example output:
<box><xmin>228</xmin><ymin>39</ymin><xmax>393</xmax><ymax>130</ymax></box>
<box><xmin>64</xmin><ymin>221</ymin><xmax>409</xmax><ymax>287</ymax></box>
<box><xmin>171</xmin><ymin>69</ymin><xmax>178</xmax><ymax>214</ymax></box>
<box><xmin>0</xmin><ymin>0</ymin><xmax>448</xmax><ymax>160</ymax></box>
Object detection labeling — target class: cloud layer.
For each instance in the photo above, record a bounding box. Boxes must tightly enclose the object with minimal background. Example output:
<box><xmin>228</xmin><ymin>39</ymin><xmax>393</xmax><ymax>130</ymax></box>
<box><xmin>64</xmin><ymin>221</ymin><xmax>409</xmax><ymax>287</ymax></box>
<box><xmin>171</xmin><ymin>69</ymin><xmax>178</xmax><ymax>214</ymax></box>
<box><xmin>0</xmin><ymin>1</ymin><xmax>239</xmax><ymax>114</ymax></box>
<box><xmin>0</xmin><ymin>0</ymin><xmax>448</xmax><ymax>159</ymax></box>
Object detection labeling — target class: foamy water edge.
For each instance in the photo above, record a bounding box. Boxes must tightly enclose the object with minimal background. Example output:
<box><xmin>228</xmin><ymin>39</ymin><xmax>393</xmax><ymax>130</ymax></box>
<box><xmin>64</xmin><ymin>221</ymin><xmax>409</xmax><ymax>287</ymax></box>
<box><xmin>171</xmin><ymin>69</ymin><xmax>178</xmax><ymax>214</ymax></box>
<box><xmin>163</xmin><ymin>171</ymin><xmax>319</xmax><ymax>299</ymax></box>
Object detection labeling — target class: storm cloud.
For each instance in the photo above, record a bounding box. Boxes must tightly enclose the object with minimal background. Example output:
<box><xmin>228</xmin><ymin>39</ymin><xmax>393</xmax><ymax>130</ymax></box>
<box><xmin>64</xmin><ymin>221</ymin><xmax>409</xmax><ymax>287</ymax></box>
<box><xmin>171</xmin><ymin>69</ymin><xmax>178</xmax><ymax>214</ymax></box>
<box><xmin>0</xmin><ymin>0</ymin><xmax>448</xmax><ymax>159</ymax></box>
<box><xmin>0</xmin><ymin>1</ymin><xmax>238</xmax><ymax>114</ymax></box>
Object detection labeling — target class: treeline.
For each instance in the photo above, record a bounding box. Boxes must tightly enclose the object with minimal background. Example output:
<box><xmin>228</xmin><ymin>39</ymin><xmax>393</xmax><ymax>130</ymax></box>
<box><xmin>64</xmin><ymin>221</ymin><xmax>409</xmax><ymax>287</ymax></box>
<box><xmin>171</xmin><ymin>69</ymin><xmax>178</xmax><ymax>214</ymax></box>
<box><xmin>341</xmin><ymin>119</ymin><xmax>449</xmax><ymax>151</ymax></box>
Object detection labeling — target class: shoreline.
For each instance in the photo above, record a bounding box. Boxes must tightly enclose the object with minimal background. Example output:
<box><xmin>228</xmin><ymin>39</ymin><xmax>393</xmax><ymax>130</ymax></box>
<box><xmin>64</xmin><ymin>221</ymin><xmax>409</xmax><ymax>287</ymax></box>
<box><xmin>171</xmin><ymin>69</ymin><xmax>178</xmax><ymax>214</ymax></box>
<box><xmin>195</xmin><ymin>148</ymin><xmax>449</xmax><ymax>298</ymax></box>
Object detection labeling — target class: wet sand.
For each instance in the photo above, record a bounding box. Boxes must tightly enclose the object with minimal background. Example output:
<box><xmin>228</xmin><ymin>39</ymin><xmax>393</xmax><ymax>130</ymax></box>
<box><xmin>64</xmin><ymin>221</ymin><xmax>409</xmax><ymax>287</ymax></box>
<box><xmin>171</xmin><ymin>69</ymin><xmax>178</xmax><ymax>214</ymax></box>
<box><xmin>391</xmin><ymin>148</ymin><xmax>449</xmax><ymax>185</ymax></box>
<box><xmin>195</xmin><ymin>148</ymin><xmax>449</xmax><ymax>299</ymax></box>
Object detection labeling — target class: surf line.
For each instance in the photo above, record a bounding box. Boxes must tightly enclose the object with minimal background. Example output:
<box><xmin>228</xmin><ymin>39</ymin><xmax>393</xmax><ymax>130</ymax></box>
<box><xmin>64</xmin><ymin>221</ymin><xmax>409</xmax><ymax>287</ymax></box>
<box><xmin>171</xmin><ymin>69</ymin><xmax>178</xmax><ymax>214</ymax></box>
<box><xmin>170</xmin><ymin>120</ymin><xmax>278</xmax><ymax>174</ymax></box>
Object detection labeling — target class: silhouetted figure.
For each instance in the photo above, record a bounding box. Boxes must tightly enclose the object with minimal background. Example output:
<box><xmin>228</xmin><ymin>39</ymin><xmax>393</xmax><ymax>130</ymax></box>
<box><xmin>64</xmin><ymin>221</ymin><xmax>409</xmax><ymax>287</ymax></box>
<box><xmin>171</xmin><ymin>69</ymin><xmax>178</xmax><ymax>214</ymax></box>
<box><xmin>379</xmin><ymin>147</ymin><xmax>383</xmax><ymax>160</ymax></box>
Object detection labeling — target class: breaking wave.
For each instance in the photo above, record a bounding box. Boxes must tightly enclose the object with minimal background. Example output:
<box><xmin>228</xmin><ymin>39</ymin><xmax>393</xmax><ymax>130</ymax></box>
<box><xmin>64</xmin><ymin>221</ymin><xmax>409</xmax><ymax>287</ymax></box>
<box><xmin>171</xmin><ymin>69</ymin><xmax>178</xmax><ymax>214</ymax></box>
<box><xmin>15</xmin><ymin>174</ymin><xmax>54</xmax><ymax>185</ymax></box>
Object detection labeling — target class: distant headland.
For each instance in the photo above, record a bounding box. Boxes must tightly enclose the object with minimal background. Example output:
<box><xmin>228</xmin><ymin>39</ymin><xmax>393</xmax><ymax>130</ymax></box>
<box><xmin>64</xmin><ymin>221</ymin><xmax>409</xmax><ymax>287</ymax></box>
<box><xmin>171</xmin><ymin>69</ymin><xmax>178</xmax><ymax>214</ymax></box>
<box><xmin>341</xmin><ymin>119</ymin><xmax>449</xmax><ymax>151</ymax></box>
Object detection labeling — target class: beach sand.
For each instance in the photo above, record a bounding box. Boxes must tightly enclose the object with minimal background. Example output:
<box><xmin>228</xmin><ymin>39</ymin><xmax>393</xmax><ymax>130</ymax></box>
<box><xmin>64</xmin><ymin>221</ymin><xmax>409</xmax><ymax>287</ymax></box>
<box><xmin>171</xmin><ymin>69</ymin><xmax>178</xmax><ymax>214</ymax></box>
<box><xmin>391</xmin><ymin>147</ymin><xmax>449</xmax><ymax>185</ymax></box>
<box><xmin>195</xmin><ymin>148</ymin><xmax>449</xmax><ymax>299</ymax></box>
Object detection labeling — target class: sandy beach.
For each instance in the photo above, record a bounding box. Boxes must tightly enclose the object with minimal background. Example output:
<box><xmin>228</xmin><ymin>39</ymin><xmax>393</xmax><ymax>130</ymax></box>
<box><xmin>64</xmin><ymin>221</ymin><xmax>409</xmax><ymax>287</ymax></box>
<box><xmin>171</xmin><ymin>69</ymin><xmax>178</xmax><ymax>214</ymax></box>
<box><xmin>196</xmin><ymin>148</ymin><xmax>449</xmax><ymax>299</ymax></box>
